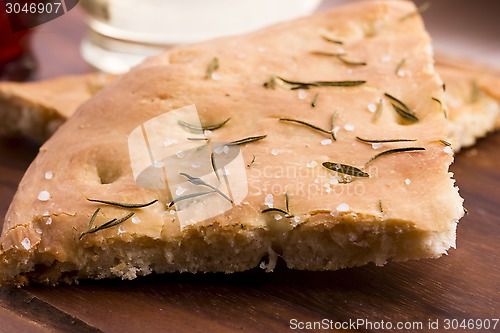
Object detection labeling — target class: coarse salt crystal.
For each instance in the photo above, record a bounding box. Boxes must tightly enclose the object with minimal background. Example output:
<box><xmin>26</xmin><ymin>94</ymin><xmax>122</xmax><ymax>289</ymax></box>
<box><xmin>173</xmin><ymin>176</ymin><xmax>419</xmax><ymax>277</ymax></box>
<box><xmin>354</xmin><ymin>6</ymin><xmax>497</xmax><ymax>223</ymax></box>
<box><xmin>367</xmin><ymin>103</ymin><xmax>377</xmax><ymax>113</ymax></box>
<box><xmin>132</xmin><ymin>217</ymin><xmax>141</xmax><ymax>224</ymax></box>
<box><xmin>191</xmin><ymin>163</ymin><xmax>201</xmax><ymax>168</ymax></box>
<box><xmin>21</xmin><ymin>238</ymin><xmax>31</xmax><ymax>250</ymax></box>
<box><xmin>176</xmin><ymin>151</ymin><xmax>184</xmax><ymax>158</ymax></box>
<box><xmin>397</xmin><ymin>69</ymin><xmax>406</xmax><ymax>77</ymax></box>
<box><xmin>163</xmin><ymin>139</ymin><xmax>178</xmax><ymax>147</ymax></box>
<box><xmin>214</xmin><ymin>147</ymin><xmax>224</xmax><ymax>155</ymax></box>
<box><xmin>314</xmin><ymin>178</ymin><xmax>320</xmax><ymax>184</ymax></box>
<box><xmin>405</xmin><ymin>179</ymin><xmax>411</xmax><ymax>185</ymax></box>
<box><xmin>204</xmin><ymin>129</ymin><xmax>212</xmax><ymax>137</ymax></box>
<box><xmin>35</xmin><ymin>228</ymin><xmax>43</xmax><ymax>235</ymax></box>
<box><xmin>169</xmin><ymin>210</ymin><xmax>176</xmax><ymax>215</ymax></box>
<box><xmin>271</xmin><ymin>148</ymin><xmax>279</xmax><ymax>156</ymax></box>
<box><xmin>43</xmin><ymin>211</ymin><xmax>50</xmax><ymax>217</ymax></box>
<box><xmin>223</xmin><ymin>145</ymin><xmax>229</xmax><ymax>154</ymax></box>
<box><xmin>329</xmin><ymin>177</ymin><xmax>339</xmax><ymax>185</ymax></box>
<box><xmin>321</xmin><ymin>139</ymin><xmax>332</xmax><ymax>146</ymax></box>
<box><xmin>45</xmin><ymin>171</ymin><xmax>53</xmax><ymax>180</ymax></box>
<box><xmin>274</xmin><ymin>214</ymin><xmax>283</xmax><ymax>221</ymax></box>
<box><xmin>381</xmin><ymin>55</ymin><xmax>392</xmax><ymax>63</ymax></box>
<box><xmin>264</xmin><ymin>194</ymin><xmax>274</xmax><ymax>208</ymax></box>
<box><xmin>118</xmin><ymin>226</ymin><xmax>126</xmax><ymax>235</ymax></box>
<box><xmin>344</xmin><ymin>124</ymin><xmax>355</xmax><ymax>131</ymax></box>
<box><xmin>336</xmin><ymin>203</ymin><xmax>350</xmax><ymax>212</ymax></box>
<box><xmin>306</xmin><ymin>161</ymin><xmax>318</xmax><ymax>168</ymax></box>
<box><xmin>38</xmin><ymin>191</ymin><xmax>50</xmax><ymax>202</ymax></box>
<box><xmin>293</xmin><ymin>216</ymin><xmax>301</xmax><ymax>223</ymax></box>
<box><xmin>444</xmin><ymin>146</ymin><xmax>453</xmax><ymax>154</ymax></box>
<box><xmin>153</xmin><ymin>161</ymin><xmax>165</xmax><ymax>168</ymax></box>
<box><xmin>211</xmin><ymin>73</ymin><xmax>221</xmax><ymax>80</ymax></box>
<box><xmin>46</xmin><ymin>217</ymin><xmax>52</xmax><ymax>225</ymax></box>
<box><xmin>372</xmin><ymin>143</ymin><xmax>383</xmax><ymax>149</ymax></box>
<box><xmin>297</xmin><ymin>90</ymin><xmax>307</xmax><ymax>100</ymax></box>
<box><xmin>176</xmin><ymin>186</ymin><xmax>187</xmax><ymax>196</ymax></box>
<box><xmin>221</xmin><ymin>168</ymin><xmax>230</xmax><ymax>176</ymax></box>
<box><xmin>326</xmin><ymin>187</ymin><xmax>332</xmax><ymax>193</ymax></box>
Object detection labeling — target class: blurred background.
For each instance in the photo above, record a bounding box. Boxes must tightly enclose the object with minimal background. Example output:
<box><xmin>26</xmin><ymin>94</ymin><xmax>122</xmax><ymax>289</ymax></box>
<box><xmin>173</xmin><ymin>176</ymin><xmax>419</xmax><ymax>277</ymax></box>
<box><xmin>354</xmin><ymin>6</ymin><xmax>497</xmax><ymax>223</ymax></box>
<box><xmin>1</xmin><ymin>0</ymin><xmax>499</xmax><ymax>80</ymax></box>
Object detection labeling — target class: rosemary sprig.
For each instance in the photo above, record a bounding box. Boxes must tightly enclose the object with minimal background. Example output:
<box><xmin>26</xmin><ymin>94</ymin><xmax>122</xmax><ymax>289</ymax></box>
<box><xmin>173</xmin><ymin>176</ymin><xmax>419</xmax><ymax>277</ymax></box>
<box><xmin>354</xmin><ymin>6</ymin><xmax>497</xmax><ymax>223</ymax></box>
<box><xmin>178</xmin><ymin>117</ymin><xmax>230</xmax><ymax>132</ymax></box>
<box><xmin>365</xmin><ymin>147</ymin><xmax>425</xmax><ymax>166</ymax></box>
<box><xmin>86</xmin><ymin>198</ymin><xmax>158</xmax><ymax>209</ymax></box>
<box><xmin>321</xmin><ymin>35</ymin><xmax>344</xmax><ymax>45</ymax></box>
<box><xmin>180</xmin><ymin>172</ymin><xmax>232</xmax><ymax>203</ymax></box>
<box><xmin>356</xmin><ymin>137</ymin><xmax>417</xmax><ymax>144</ymax></box>
<box><xmin>311</xmin><ymin>93</ymin><xmax>319</xmax><ymax>107</ymax></box>
<box><xmin>263</xmin><ymin>75</ymin><xmax>276</xmax><ymax>89</ymax></box>
<box><xmin>247</xmin><ymin>155</ymin><xmax>256</xmax><ymax>167</ymax></box>
<box><xmin>322</xmin><ymin>162</ymin><xmax>370</xmax><ymax>178</ymax></box>
<box><xmin>168</xmin><ymin>190</ymin><xmax>216</xmax><ymax>207</ymax></box>
<box><xmin>227</xmin><ymin>135</ymin><xmax>267</xmax><ymax>146</ymax></box>
<box><xmin>395</xmin><ymin>58</ymin><xmax>406</xmax><ymax>74</ymax></box>
<box><xmin>400</xmin><ymin>1</ymin><xmax>431</xmax><ymax>21</ymax></box>
<box><xmin>80</xmin><ymin>212</ymin><xmax>135</xmax><ymax>239</ymax></box>
<box><xmin>372</xmin><ymin>99</ymin><xmax>383</xmax><ymax>123</ymax></box>
<box><xmin>205</xmin><ymin>57</ymin><xmax>219</xmax><ymax>79</ymax></box>
<box><xmin>277</xmin><ymin>77</ymin><xmax>366</xmax><ymax>89</ymax></box>
<box><xmin>432</xmin><ymin>97</ymin><xmax>447</xmax><ymax>118</ymax></box>
<box><xmin>261</xmin><ymin>193</ymin><xmax>293</xmax><ymax>217</ymax></box>
<box><xmin>470</xmin><ymin>80</ymin><xmax>479</xmax><ymax>103</ymax></box>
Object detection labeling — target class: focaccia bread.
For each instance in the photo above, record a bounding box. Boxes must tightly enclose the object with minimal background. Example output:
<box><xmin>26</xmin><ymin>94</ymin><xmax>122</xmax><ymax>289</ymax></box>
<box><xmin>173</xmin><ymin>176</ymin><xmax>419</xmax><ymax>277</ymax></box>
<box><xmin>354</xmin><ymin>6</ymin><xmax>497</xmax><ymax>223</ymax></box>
<box><xmin>0</xmin><ymin>73</ymin><xmax>114</xmax><ymax>143</ymax></box>
<box><xmin>0</xmin><ymin>0</ymin><xmax>464</xmax><ymax>286</ymax></box>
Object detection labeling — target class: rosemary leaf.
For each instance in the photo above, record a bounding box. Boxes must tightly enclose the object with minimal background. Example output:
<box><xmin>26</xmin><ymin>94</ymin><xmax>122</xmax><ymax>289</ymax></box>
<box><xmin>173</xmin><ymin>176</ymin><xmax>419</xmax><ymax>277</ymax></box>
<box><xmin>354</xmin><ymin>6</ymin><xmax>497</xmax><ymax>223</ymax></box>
<box><xmin>331</xmin><ymin>112</ymin><xmax>338</xmax><ymax>141</ymax></box>
<box><xmin>285</xmin><ymin>192</ymin><xmax>290</xmax><ymax>213</ymax></box>
<box><xmin>178</xmin><ymin>117</ymin><xmax>230</xmax><ymax>132</ymax></box>
<box><xmin>168</xmin><ymin>190</ymin><xmax>216</xmax><ymax>207</ymax></box>
<box><xmin>321</xmin><ymin>35</ymin><xmax>344</xmax><ymax>45</ymax></box>
<box><xmin>432</xmin><ymin>97</ymin><xmax>447</xmax><ymax>118</ymax></box>
<box><xmin>86</xmin><ymin>198</ymin><xmax>158</xmax><ymax>209</ymax></box>
<box><xmin>210</xmin><ymin>151</ymin><xmax>221</xmax><ymax>182</ymax></box>
<box><xmin>88</xmin><ymin>208</ymin><xmax>100</xmax><ymax>229</ymax></box>
<box><xmin>187</xmin><ymin>137</ymin><xmax>210</xmax><ymax>141</ymax></box>
<box><xmin>391</xmin><ymin>103</ymin><xmax>419</xmax><ymax>123</ymax></box>
<box><xmin>372</xmin><ymin>99</ymin><xmax>383</xmax><ymax>123</ymax></box>
<box><xmin>280</xmin><ymin>118</ymin><xmax>331</xmax><ymax>135</ymax></box>
<box><xmin>442</xmin><ymin>83</ymin><xmax>446</xmax><ymax>92</ymax></box>
<box><xmin>400</xmin><ymin>1</ymin><xmax>431</xmax><ymax>21</ymax></box>
<box><xmin>311</xmin><ymin>93</ymin><xmax>319</xmax><ymax>107</ymax></box>
<box><xmin>205</xmin><ymin>57</ymin><xmax>219</xmax><ymax>79</ymax></box>
<box><xmin>227</xmin><ymin>135</ymin><xmax>267</xmax><ymax>146</ymax></box>
<box><xmin>80</xmin><ymin>212</ymin><xmax>134</xmax><ymax>239</ymax></box>
<box><xmin>395</xmin><ymin>58</ymin><xmax>406</xmax><ymax>74</ymax></box>
<box><xmin>263</xmin><ymin>75</ymin><xmax>277</xmax><ymax>89</ymax></box>
<box><xmin>464</xmin><ymin>207</ymin><xmax>469</xmax><ymax>215</ymax></box>
<box><xmin>180</xmin><ymin>173</ymin><xmax>232</xmax><ymax>203</ymax></box>
<box><xmin>384</xmin><ymin>93</ymin><xmax>412</xmax><ymax>113</ymax></box>
<box><xmin>439</xmin><ymin>140</ymin><xmax>452</xmax><ymax>146</ymax></box>
<box><xmin>365</xmin><ymin>147</ymin><xmax>426</xmax><ymax>166</ymax></box>
<box><xmin>322</xmin><ymin>162</ymin><xmax>370</xmax><ymax>177</ymax></box>
<box><xmin>356</xmin><ymin>137</ymin><xmax>417</xmax><ymax>144</ymax></box>
<box><xmin>379</xmin><ymin>200</ymin><xmax>384</xmax><ymax>213</ymax></box>
<box><xmin>310</xmin><ymin>51</ymin><xmax>345</xmax><ymax>57</ymax></box>
<box><xmin>337</xmin><ymin>55</ymin><xmax>367</xmax><ymax>66</ymax></box>
<box><xmin>247</xmin><ymin>155</ymin><xmax>256</xmax><ymax>168</ymax></box>
<box><xmin>277</xmin><ymin>76</ymin><xmax>366</xmax><ymax>89</ymax></box>
<box><xmin>261</xmin><ymin>207</ymin><xmax>291</xmax><ymax>217</ymax></box>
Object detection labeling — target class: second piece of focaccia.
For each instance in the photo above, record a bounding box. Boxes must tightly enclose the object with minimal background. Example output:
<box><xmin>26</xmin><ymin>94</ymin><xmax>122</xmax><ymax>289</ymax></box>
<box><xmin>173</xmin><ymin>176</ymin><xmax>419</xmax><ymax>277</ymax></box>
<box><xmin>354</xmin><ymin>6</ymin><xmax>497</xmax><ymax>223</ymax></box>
<box><xmin>0</xmin><ymin>0</ymin><xmax>463</xmax><ymax>286</ymax></box>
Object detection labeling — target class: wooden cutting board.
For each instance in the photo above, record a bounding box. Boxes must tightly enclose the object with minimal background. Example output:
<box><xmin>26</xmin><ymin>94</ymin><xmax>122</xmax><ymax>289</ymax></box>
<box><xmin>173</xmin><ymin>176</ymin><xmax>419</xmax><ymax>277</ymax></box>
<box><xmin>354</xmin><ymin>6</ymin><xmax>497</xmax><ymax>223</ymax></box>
<box><xmin>0</xmin><ymin>3</ymin><xmax>499</xmax><ymax>333</ymax></box>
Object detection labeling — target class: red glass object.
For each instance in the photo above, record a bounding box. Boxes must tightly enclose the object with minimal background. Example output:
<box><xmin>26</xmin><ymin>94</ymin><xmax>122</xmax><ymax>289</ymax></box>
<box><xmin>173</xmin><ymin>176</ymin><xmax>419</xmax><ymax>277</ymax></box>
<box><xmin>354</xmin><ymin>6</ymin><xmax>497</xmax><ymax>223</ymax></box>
<box><xmin>0</xmin><ymin>1</ymin><xmax>36</xmax><ymax>81</ymax></box>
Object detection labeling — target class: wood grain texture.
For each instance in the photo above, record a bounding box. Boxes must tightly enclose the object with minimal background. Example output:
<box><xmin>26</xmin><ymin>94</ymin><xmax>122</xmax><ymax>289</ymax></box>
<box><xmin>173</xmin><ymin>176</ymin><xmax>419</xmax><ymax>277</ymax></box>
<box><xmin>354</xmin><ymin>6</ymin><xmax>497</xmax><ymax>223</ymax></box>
<box><xmin>0</xmin><ymin>2</ymin><xmax>499</xmax><ymax>333</ymax></box>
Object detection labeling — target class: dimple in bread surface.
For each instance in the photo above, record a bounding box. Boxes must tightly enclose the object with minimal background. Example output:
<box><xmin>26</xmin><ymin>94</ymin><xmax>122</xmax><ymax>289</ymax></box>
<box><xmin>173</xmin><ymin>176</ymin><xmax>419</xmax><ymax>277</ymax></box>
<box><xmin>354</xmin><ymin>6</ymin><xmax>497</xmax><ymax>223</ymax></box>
<box><xmin>0</xmin><ymin>0</ymin><xmax>463</xmax><ymax>286</ymax></box>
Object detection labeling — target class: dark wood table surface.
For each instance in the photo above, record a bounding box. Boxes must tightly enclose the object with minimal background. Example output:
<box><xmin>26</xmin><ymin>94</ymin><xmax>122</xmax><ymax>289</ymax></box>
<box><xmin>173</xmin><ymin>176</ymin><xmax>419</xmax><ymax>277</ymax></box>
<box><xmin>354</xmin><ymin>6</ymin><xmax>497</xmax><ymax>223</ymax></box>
<box><xmin>0</xmin><ymin>2</ymin><xmax>499</xmax><ymax>332</ymax></box>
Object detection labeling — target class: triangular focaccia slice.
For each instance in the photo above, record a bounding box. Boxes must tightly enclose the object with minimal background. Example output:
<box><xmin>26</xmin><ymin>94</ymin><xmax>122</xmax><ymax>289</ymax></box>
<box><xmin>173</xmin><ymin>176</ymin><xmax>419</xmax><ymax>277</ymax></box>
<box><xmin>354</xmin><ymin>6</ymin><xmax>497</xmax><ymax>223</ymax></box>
<box><xmin>0</xmin><ymin>73</ymin><xmax>114</xmax><ymax>143</ymax></box>
<box><xmin>0</xmin><ymin>1</ymin><xmax>464</xmax><ymax>286</ymax></box>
